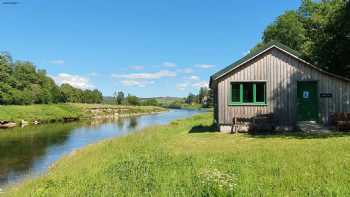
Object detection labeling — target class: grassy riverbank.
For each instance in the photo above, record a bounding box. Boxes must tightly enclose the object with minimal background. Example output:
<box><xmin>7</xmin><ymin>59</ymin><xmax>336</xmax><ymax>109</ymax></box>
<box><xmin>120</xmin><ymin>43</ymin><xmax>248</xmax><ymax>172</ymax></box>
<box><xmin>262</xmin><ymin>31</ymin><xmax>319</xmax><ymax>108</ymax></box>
<box><xmin>5</xmin><ymin>113</ymin><xmax>350</xmax><ymax>196</ymax></box>
<box><xmin>0</xmin><ymin>104</ymin><xmax>165</xmax><ymax>125</ymax></box>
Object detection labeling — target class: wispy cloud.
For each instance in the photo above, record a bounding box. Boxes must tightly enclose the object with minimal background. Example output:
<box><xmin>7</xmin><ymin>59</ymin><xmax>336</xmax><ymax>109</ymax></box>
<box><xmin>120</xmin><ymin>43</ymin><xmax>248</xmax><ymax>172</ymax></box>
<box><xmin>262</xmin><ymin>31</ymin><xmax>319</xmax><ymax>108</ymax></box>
<box><xmin>51</xmin><ymin>73</ymin><xmax>94</xmax><ymax>89</ymax></box>
<box><xmin>162</xmin><ymin>62</ymin><xmax>177</xmax><ymax>68</ymax></box>
<box><xmin>121</xmin><ymin>80</ymin><xmax>154</xmax><ymax>87</ymax></box>
<box><xmin>187</xmin><ymin>75</ymin><xmax>200</xmax><ymax>80</ymax></box>
<box><xmin>112</xmin><ymin>70</ymin><xmax>176</xmax><ymax>80</ymax></box>
<box><xmin>176</xmin><ymin>83</ymin><xmax>188</xmax><ymax>91</ymax></box>
<box><xmin>128</xmin><ymin>65</ymin><xmax>144</xmax><ymax>70</ymax></box>
<box><xmin>195</xmin><ymin>64</ymin><xmax>215</xmax><ymax>69</ymax></box>
<box><xmin>192</xmin><ymin>81</ymin><xmax>209</xmax><ymax>88</ymax></box>
<box><xmin>49</xmin><ymin>60</ymin><xmax>65</xmax><ymax>65</ymax></box>
<box><xmin>177</xmin><ymin>68</ymin><xmax>193</xmax><ymax>74</ymax></box>
<box><xmin>113</xmin><ymin>70</ymin><xmax>176</xmax><ymax>88</ymax></box>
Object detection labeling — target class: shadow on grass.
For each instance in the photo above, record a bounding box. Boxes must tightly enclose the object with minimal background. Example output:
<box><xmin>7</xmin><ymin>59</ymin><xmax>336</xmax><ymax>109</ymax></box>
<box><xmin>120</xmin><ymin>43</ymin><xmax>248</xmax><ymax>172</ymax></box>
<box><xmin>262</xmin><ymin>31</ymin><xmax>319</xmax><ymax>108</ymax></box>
<box><xmin>188</xmin><ymin>124</ymin><xmax>218</xmax><ymax>133</ymax></box>
<box><xmin>248</xmin><ymin>131</ymin><xmax>350</xmax><ymax>139</ymax></box>
<box><xmin>188</xmin><ymin>124</ymin><xmax>350</xmax><ymax>139</ymax></box>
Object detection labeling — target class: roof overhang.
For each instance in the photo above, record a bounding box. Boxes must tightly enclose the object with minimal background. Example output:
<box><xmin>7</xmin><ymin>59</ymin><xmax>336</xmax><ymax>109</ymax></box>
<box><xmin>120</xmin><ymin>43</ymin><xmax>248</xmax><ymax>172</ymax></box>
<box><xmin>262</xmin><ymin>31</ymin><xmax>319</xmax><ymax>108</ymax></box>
<box><xmin>209</xmin><ymin>41</ymin><xmax>350</xmax><ymax>88</ymax></box>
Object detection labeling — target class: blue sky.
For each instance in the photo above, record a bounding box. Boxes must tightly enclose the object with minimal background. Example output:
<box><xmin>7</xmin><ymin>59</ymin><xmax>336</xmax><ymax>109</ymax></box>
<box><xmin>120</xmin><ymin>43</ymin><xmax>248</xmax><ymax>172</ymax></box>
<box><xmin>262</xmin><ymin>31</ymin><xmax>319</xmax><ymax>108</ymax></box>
<box><xmin>0</xmin><ymin>0</ymin><xmax>300</xmax><ymax>97</ymax></box>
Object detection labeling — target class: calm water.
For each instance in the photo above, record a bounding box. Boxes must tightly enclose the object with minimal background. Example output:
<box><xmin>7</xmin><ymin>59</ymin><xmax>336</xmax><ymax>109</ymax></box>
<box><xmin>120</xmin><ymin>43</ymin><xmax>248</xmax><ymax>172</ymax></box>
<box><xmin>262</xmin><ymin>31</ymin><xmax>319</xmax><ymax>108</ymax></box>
<box><xmin>0</xmin><ymin>109</ymin><xmax>202</xmax><ymax>187</ymax></box>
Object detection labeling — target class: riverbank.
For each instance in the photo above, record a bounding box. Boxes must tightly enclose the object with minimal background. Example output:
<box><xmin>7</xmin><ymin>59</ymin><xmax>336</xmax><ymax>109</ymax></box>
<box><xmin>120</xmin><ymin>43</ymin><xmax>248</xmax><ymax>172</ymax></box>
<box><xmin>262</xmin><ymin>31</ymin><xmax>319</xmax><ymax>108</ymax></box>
<box><xmin>0</xmin><ymin>104</ymin><xmax>166</xmax><ymax>128</ymax></box>
<box><xmin>4</xmin><ymin>113</ymin><xmax>350</xmax><ymax>196</ymax></box>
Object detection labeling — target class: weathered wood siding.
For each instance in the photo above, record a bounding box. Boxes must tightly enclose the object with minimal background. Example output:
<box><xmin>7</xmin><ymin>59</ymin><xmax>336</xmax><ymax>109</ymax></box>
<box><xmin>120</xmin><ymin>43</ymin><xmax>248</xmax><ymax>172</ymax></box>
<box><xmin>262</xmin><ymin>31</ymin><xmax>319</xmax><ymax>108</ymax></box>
<box><xmin>216</xmin><ymin>48</ymin><xmax>350</xmax><ymax>127</ymax></box>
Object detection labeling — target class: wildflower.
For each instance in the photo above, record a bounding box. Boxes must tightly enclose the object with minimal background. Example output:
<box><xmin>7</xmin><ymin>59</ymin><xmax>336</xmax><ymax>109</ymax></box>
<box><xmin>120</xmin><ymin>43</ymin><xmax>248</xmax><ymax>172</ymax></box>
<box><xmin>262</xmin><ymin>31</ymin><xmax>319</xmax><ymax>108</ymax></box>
<box><xmin>199</xmin><ymin>168</ymin><xmax>236</xmax><ymax>192</ymax></box>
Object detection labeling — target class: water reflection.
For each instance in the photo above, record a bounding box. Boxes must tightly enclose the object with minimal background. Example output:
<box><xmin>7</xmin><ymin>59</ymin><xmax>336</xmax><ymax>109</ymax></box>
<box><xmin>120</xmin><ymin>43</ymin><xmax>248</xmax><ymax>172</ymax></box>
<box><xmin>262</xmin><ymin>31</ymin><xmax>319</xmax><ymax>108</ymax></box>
<box><xmin>0</xmin><ymin>109</ymin><xmax>202</xmax><ymax>187</ymax></box>
<box><xmin>0</xmin><ymin>123</ymin><xmax>82</xmax><ymax>186</ymax></box>
<box><xmin>116</xmin><ymin>118</ymin><xmax>124</xmax><ymax>130</ymax></box>
<box><xmin>128</xmin><ymin>117</ymin><xmax>138</xmax><ymax>129</ymax></box>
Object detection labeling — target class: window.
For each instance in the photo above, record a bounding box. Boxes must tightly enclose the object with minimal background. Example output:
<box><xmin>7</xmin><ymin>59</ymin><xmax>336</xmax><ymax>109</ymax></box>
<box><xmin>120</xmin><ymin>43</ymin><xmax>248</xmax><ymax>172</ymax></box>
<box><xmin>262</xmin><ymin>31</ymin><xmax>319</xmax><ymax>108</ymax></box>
<box><xmin>231</xmin><ymin>83</ymin><xmax>240</xmax><ymax>102</ymax></box>
<box><xmin>255</xmin><ymin>82</ymin><xmax>265</xmax><ymax>102</ymax></box>
<box><xmin>230</xmin><ymin>82</ymin><xmax>266</xmax><ymax>105</ymax></box>
<box><xmin>243</xmin><ymin>83</ymin><xmax>253</xmax><ymax>103</ymax></box>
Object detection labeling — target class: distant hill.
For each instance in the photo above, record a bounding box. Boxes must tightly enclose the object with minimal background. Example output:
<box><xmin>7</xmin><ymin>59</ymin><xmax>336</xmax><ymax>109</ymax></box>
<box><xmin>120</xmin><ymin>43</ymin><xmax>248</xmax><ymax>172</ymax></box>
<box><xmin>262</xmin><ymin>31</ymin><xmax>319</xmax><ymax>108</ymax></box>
<box><xmin>103</xmin><ymin>96</ymin><xmax>183</xmax><ymax>105</ymax></box>
<box><xmin>102</xmin><ymin>96</ymin><xmax>115</xmax><ymax>104</ymax></box>
<box><xmin>142</xmin><ymin>97</ymin><xmax>183</xmax><ymax>105</ymax></box>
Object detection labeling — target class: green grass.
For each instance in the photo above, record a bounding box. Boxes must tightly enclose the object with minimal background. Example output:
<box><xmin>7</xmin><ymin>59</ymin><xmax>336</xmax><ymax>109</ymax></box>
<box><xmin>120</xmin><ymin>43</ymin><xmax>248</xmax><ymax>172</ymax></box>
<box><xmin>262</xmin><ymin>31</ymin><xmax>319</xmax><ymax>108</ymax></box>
<box><xmin>5</xmin><ymin>113</ymin><xmax>350</xmax><ymax>196</ymax></box>
<box><xmin>180</xmin><ymin>103</ymin><xmax>203</xmax><ymax>110</ymax></box>
<box><xmin>0</xmin><ymin>104</ymin><xmax>165</xmax><ymax>124</ymax></box>
<box><xmin>0</xmin><ymin>104</ymin><xmax>83</xmax><ymax>123</ymax></box>
<box><xmin>73</xmin><ymin>103</ymin><xmax>165</xmax><ymax>115</ymax></box>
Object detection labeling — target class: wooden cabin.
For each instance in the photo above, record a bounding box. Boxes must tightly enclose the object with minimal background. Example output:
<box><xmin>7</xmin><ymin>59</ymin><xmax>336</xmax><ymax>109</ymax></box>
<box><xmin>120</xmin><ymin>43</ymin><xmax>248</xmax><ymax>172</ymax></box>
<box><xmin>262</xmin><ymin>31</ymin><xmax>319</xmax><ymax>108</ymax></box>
<box><xmin>209</xmin><ymin>41</ymin><xmax>350</xmax><ymax>132</ymax></box>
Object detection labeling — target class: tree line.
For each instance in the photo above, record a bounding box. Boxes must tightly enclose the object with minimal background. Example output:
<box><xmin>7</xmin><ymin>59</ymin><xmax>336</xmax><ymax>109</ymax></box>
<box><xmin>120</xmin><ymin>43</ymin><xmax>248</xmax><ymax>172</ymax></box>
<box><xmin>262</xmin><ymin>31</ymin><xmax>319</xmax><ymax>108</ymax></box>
<box><xmin>0</xmin><ymin>53</ymin><xmax>103</xmax><ymax>105</ymax></box>
<box><xmin>184</xmin><ymin>87</ymin><xmax>213</xmax><ymax>107</ymax></box>
<box><xmin>113</xmin><ymin>87</ymin><xmax>213</xmax><ymax>108</ymax></box>
<box><xmin>167</xmin><ymin>87</ymin><xmax>213</xmax><ymax>109</ymax></box>
<box><xmin>112</xmin><ymin>91</ymin><xmax>160</xmax><ymax>106</ymax></box>
<box><xmin>254</xmin><ymin>0</ymin><xmax>350</xmax><ymax>78</ymax></box>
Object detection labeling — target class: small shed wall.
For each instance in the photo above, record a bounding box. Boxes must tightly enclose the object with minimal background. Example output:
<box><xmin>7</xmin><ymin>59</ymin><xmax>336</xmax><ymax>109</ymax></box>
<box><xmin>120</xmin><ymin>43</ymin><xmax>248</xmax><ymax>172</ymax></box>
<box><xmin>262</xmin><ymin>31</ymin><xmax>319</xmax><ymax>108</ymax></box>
<box><xmin>216</xmin><ymin>48</ymin><xmax>350</xmax><ymax>129</ymax></box>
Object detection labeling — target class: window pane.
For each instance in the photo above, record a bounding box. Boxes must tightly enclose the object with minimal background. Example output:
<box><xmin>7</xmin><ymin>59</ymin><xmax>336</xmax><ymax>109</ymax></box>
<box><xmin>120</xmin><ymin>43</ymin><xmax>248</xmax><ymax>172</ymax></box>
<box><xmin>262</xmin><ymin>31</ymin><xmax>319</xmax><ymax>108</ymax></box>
<box><xmin>231</xmin><ymin>83</ymin><xmax>240</xmax><ymax>102</ymax></box>
<box><xmin>256</xmin><ymin>82</ymin><xmax>265</xmax><ymax>102</ymax></box>
<box><xmin>243</xmin><ymin>83</ymin><xmax>253</xmax><ymax>103</ymax></box>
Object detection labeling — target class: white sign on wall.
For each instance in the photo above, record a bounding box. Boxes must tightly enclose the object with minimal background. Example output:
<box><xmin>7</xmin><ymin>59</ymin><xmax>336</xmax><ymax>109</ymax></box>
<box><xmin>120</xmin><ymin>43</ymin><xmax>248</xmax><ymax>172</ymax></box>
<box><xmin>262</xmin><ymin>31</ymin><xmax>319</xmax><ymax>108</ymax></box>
<box><xmin>303</xmin><ymin>91</ymin><xmax>309</xmax><ymax>99</ymax></box>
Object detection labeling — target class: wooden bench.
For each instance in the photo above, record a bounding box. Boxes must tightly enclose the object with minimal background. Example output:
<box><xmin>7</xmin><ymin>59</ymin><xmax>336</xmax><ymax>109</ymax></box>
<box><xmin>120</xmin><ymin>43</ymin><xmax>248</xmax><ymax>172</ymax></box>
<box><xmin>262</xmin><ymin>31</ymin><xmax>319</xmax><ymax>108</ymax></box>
<box><xmin>231</xmin><ymin>113</ymin><xmax>275</xmax><ymax>133</ymax></box>
<box><xmin>330</xmin><ymin>112</ymin><xmax>350</xmax><ymax>131</ymax></box>
<box><xmin>252</xmin><ymin>113</ymin><xmax>275</xmax><ymax>132</ymax></box>
<box><xmin>231</xmin><ymin>117</ymin><xmax>252</xmax><ymax>134</ymax></box>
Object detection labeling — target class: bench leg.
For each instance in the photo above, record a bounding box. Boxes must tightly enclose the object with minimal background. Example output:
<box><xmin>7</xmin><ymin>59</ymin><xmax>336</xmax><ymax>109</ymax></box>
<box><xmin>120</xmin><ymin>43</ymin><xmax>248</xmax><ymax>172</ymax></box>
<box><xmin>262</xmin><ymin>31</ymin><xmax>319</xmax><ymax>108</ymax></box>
<box><xmin>231</xmin><ymin>125</ymin><xmax>238</xmax><ymax>134</ymax></box>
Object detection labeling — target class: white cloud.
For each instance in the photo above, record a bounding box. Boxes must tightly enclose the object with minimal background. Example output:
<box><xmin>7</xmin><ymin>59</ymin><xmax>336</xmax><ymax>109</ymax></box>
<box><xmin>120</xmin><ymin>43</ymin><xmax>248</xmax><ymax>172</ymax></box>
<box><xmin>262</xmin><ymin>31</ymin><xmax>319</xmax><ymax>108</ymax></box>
<box><xmin>129</xmin><ymin>65</ymin><xmax>144</xmax><ymax>70</ymax></box>
<box><xmin>112</xmin><ymin>70</ymin><xmax>176</xmax><ymax>80</ymax></box>
<box><xmin>121</xmin><ymin>80</ymin><xmax>154</xmax><ymax>87</ymax></box>
<box><xmin>176</xmin><ymin>83</ymin><xmax>188</xmax><ymax>91</ymax></box>
<box><xmin>113</xmin><ymin>70</ymin><xmax>176</xmax><ymax>88</ymax></box>
<box><xmin>51</xmin><ymin>73</ymin><xmax>94</xmax><ymax>89</ymax></box>
<box><xmin>49</xmin><ymin>60</ymin><xmax>65</xmax><ymax>65</ymax></box>
<box><xmin>195</xmin><ymin>64</ymin><xmax>215</xmax><ymax>69</ymax></box>
<box><xmin>162</xmin><ymin>62</ymin><xmax>177</xmax><ymax>68</ymax></box>
<box><xmin>177</xmin><ymin>68</ymin><xmax>193</xmax><ymax>74</ymax></box>
<box><xmin>192</xmin><ymin>81</ymin><xmax>209</xmax><ymax>88</ymax></box>
<box><xmin>187</xmin><ymin>75</ymin><xmax>200</xmax><ymax>80</ymax></box>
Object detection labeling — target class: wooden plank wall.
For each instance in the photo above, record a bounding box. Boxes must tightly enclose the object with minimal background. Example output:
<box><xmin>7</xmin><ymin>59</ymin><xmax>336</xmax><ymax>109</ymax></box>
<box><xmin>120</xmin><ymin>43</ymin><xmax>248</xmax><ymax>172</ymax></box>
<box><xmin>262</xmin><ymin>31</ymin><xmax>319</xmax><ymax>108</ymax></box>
<box><xmin>216</xmin><ymin>48</ymin><xmax>350</xmax><ymax>127</ymax></box>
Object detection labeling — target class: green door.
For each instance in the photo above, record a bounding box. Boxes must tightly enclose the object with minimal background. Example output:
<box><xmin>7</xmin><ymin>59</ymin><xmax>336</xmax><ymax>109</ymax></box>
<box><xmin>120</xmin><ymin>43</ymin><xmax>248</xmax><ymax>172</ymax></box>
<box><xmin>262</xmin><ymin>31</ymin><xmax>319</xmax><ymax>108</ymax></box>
<box><xmin>297</xmin><ymin>81</ymin><xmax>319</xmax><ymax>121</ymax></box>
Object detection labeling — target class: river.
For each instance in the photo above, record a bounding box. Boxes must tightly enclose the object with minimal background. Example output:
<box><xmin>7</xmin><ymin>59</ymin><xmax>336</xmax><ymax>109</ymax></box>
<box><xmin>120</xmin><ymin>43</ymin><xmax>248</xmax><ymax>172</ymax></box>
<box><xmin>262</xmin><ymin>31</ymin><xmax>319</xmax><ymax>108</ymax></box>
<box><xmin>0</xmin><ymin>109</ymin><xmax>203</xmax><ymax>187</ymax></box>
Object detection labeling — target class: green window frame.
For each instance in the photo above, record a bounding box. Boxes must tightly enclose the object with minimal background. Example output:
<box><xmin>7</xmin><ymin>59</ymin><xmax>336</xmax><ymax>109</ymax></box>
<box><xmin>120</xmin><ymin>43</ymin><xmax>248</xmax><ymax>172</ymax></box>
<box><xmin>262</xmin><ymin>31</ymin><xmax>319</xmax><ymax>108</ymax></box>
<box><xmin>229</xmin><ymin>81</ymin><xmax>267</xmax><ymax>106</ymax></box>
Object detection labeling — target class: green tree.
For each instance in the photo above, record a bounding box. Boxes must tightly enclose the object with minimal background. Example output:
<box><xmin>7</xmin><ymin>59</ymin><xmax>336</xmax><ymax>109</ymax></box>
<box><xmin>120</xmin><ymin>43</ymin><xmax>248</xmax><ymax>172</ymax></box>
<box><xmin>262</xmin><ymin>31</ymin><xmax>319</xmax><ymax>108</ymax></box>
<box><xmin>92</xmin><ymin>89</ymin><xmax>103</xmax><ymax>103</ymax></box>
<box><xmin>0</xmin><ymin>53</ymin><xmax>104</xmax><ymax>105</ymax></box>
<box><xmin>141</xmin><ymin>98</ymin><xmax>159</xmax><ymax>106</ymax></box>
<box><xmin>198</xmin><ymin>87</ymin><xmax>209</xmax><ymax>105</ymax></box>
<box><xmin>256</xmin><ymin>0</ymin><xmax>349</xmax><ymax>78</ymax></box>
<box><xmin>114</xmin><ymin>91</ymin><xmax>125</xmax><ymax>105</ymax></box>
<box><xmin>308</xmin><ymin>0</ymin><xmax>350</xmax><ymax>76</ymax></box>
<box><xmin>206</xmin><ymin>89</ymin><xmax>214</xmax><ymax>108</ymax></box>
<box><xmin>262</xmin><ymin>10</ymin><xmax>306</xmax><ymax>52</ymax></box>
<box><xmin>126</xmin><ymin>94</ymin><xmax>140</xmax><ymax>105</ymax></box>
<box><xmin>185</xmin><ymin>93</ymin><xmax>196</xmax><ymax>104</ymax></box>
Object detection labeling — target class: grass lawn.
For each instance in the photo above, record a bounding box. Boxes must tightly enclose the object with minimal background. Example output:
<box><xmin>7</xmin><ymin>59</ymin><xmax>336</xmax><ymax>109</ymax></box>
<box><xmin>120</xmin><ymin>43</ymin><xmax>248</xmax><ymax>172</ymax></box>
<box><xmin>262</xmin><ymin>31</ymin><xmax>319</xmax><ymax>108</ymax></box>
<box><xmin>5</xmin><ymin>113</ymin><xmax>350</xmax><ymax>196</ymax></box>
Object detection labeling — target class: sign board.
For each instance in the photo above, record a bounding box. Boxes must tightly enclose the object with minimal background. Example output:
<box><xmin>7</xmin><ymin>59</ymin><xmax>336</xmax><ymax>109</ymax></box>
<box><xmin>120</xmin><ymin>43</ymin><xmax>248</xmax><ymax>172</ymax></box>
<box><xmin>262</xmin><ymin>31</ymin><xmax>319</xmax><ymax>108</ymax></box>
<box><xmin>303</xmin><ymin>91</ymin><xmax>309</xmax><ymax>99</ymax></box>
<box><xmin>320</xmin><ymin>93</ymin><xmax>332</xmax><ymax>98</ymax></box>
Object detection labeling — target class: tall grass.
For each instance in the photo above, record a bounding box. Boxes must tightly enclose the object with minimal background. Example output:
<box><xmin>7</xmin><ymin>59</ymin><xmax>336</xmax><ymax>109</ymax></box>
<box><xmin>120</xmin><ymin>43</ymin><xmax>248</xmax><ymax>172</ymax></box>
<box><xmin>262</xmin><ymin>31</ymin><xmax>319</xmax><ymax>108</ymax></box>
<box><xmin>0</xmin><ymin>104</ymin><xmax>165</xmax><ymax>124</ymax></box>
<box><xmin>0</xmin><ymin>104</ymin><xmax>82</xmax><ymax>123</ymax></box>
<box><xmin>5</xmin><ymin>113</ymin><xmax>350</xmax><ymax>196</ymax></box>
